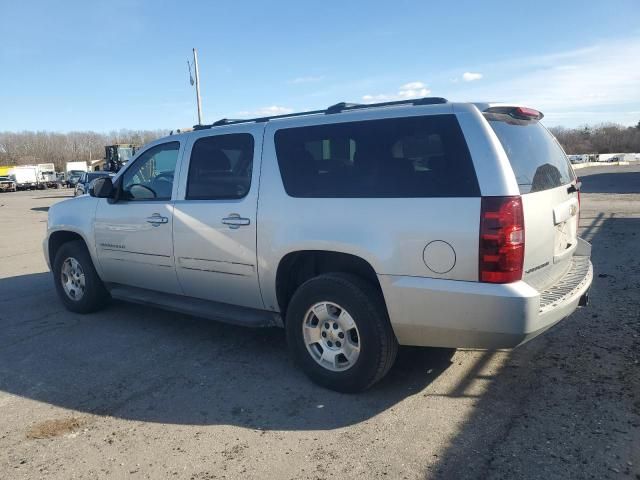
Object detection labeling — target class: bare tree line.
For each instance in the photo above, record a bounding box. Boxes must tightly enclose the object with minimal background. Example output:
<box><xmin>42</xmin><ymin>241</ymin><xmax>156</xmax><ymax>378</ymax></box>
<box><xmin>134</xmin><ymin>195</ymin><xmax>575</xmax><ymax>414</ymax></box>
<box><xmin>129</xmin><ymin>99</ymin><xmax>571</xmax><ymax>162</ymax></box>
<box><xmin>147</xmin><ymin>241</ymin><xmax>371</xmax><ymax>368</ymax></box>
<box><xmin>0</xmin><ymin>129</ymin><xmax>168</xmax><ymax>171</ymax></box>
<box><xmin>1</xmin><ymin>121</ymin><xmax>639</xmax><ymax>171</ymax></box>
<box><xmin>549</xmin><ymin>121</ymin><xmax>640</xmax><ymax>155</ymax></box>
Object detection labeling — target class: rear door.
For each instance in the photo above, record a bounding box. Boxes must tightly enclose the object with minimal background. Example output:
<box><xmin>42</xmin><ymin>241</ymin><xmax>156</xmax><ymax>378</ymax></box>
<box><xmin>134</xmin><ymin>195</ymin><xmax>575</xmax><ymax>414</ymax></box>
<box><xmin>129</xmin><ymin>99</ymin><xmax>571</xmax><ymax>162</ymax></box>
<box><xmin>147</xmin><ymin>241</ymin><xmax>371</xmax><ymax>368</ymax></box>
<box><xmin>485</xmin><ymin>111</ymin><xmax>579</xmax><ymax>291</ymax></box>
<box><xmin>172</xmin><ymin>125</ymin><xmax>264</xmax><ymax>309</ymax></box>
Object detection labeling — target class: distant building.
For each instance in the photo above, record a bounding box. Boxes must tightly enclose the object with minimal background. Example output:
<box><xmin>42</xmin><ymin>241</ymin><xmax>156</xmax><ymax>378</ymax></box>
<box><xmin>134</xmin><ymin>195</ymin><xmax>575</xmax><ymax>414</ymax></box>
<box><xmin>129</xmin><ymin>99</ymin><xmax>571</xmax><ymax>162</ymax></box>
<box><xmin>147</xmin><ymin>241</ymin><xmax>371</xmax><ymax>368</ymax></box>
<box><xmin>88</xmin><ymin>159</ymin><xmax>104</xmax><ymax>171</ymax></box>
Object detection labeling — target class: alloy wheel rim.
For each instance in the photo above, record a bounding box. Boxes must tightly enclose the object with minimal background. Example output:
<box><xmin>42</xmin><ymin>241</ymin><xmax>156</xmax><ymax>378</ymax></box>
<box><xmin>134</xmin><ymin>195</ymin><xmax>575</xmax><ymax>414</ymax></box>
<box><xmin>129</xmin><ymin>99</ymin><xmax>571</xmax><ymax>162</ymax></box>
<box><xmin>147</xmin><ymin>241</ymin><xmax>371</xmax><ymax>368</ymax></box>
<box><xmin>302</xmin><ymin>301</ymin><xmax>360</xmax><ymax>372</ymax></box>
<box><xmin>61</xmin><ymin>257</ymin><xmax>86</xmax><ymax>301</ymax></box>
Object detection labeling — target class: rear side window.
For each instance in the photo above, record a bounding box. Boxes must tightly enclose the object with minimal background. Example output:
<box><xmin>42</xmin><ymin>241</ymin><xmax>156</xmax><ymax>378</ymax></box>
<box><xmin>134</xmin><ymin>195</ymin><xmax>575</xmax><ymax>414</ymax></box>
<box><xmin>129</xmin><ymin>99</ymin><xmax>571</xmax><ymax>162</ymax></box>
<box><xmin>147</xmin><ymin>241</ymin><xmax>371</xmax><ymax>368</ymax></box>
<box><xmin>274</xmin><ymin>114</ymin><xmax>479</xmax><ymax>198</ymax></box>
<box><xmin>485</xmin><ymin>114</ymin><xmax>575</xmax><ymax>194</ymax></box>
<box><xmin>186</xmin><ymin>133</ymin><xmax>254</xmax><ymax>200</ymax></box>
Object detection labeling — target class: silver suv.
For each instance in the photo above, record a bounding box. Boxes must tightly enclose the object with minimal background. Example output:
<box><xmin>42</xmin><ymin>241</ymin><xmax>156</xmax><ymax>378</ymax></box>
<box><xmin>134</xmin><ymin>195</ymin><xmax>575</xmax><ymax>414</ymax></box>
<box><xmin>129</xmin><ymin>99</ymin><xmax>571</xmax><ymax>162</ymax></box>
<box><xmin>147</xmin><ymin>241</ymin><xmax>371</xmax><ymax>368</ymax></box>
<box><xmin>44</xmin><ymin>98</ymin><xmax>593</xmax><ymax>392</ymax></box>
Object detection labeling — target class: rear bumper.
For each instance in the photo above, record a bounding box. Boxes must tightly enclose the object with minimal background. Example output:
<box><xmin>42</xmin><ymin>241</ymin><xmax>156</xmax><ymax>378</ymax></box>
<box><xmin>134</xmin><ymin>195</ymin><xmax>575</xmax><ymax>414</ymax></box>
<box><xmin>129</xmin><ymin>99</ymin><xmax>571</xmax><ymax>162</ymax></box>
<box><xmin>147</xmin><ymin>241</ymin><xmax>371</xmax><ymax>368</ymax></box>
<box><xmin>379</xmin><ymin>239</ymin><xmax>593</xmax><ymax>349</ymax></box>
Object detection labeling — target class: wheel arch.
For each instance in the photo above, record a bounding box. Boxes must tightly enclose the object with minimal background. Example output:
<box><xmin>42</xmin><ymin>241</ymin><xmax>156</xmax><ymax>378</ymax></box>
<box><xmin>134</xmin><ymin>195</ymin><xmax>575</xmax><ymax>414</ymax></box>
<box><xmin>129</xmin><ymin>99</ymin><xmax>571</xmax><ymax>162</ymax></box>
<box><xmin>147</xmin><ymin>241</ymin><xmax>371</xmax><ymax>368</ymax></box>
<box><xmin>48</xmin><ymin>229</ymin><xmax>90</xmax><ymax>268</ymax></box>
<box><xmin>275</xmin><ymin>250</ymin><xmax>383</xmax><ymax>320</ymax></box>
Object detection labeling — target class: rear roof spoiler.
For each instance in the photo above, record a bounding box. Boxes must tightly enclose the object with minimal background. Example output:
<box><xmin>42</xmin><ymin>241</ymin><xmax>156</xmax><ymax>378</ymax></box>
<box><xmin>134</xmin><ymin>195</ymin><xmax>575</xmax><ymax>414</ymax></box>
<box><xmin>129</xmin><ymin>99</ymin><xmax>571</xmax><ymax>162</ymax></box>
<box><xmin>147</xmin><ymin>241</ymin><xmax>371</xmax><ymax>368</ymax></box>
<box><xmin>476</xmin><ymin>103</ymin><xmax>544</xmax><ymax>120</ymax></box>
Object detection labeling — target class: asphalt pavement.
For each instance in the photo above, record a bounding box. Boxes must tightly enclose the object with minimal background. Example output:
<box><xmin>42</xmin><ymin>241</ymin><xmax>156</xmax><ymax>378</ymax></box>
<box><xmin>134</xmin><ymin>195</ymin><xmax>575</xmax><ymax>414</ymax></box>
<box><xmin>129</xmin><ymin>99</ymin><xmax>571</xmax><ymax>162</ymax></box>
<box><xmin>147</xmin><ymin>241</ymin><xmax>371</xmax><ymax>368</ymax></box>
<box><xmin>0</xmin><ymin>165</ymin><xmax>638</xmax><ymax>479</ymax></box>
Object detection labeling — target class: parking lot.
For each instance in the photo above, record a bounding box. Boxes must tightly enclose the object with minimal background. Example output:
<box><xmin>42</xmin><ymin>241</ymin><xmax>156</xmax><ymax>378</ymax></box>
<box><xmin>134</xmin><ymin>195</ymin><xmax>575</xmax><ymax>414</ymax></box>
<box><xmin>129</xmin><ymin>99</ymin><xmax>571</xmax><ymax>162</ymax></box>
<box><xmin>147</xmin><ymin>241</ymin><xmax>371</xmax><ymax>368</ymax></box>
<box><xmin>0</xmin><ymin>164</ymin><xmax>638</xmax><ymax>479</ymax></box>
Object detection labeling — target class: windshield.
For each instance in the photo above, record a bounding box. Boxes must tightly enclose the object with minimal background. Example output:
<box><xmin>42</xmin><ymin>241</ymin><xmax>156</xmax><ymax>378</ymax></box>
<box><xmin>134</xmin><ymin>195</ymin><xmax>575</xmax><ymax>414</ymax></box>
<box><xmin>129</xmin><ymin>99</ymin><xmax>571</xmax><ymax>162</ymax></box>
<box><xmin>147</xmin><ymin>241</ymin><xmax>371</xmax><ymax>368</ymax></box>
<box><xmin>485</xmin><ymin>113</ymin><xmax>575</xmax><ymax>194</ymax></box>
<box><xmin>118</xmin><ymin>147</ymin><xmax>134</xmax><ymax>162</ymax></box>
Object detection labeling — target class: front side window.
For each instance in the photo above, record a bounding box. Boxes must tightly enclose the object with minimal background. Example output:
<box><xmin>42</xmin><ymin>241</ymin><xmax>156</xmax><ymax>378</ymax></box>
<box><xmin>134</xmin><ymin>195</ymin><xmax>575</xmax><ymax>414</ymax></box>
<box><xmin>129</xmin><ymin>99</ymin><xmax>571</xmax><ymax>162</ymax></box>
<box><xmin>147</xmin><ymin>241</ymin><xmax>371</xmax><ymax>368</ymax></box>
<box><xmin>122</xmin><ymin>141</ymin><xmax>180</xmax><ymax>200</ymax></box>
<box><xmin>186</xmin><ymin>133</ymin><xmax>254</xmax><ymax>200</ymax></box>
<box><xmin>274</xmin><ymin>114</ymin><xmax>479</xmax><ymax>198</ymax></box>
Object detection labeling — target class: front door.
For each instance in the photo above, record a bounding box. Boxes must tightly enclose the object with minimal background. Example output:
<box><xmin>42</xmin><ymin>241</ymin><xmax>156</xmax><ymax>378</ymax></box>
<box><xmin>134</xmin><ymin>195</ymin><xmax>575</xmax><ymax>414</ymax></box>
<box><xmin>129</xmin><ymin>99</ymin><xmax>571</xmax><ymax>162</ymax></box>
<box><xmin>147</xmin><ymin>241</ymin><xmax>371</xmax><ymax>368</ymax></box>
<box><xmin>94</xmin><ymin>141</ymin><xmax>183</xmax><ymax>294</ymax></box>
<box><xmin>172</xmin><ymin>127</ymin><xmax>264</xmax><ymax>309</ymax></box>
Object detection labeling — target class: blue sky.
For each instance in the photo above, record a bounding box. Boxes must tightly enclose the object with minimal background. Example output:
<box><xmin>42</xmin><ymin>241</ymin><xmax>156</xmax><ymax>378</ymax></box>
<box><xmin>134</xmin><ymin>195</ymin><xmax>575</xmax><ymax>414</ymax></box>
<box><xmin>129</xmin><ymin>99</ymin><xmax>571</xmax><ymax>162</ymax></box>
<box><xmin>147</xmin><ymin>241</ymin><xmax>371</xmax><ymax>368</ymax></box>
<box><xmin>1</xmin><ymin>0</ymin><xmax>639</xmax><ymax>132</ymax></box>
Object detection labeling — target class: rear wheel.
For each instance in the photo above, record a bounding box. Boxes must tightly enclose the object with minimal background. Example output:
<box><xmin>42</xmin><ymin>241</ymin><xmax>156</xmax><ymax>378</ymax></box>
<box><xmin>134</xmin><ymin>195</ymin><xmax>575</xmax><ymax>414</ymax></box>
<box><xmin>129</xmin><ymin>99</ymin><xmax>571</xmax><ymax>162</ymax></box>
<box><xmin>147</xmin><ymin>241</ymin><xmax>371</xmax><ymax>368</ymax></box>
<box><xmin>53</xmin><ymin>240</ymin><xmax>110</xmax><ymax>313</ymax></box>
<box><xmin>286</xmin><ymin>273</ymin><xmax>398</xmax><ymax>392</ymax></box>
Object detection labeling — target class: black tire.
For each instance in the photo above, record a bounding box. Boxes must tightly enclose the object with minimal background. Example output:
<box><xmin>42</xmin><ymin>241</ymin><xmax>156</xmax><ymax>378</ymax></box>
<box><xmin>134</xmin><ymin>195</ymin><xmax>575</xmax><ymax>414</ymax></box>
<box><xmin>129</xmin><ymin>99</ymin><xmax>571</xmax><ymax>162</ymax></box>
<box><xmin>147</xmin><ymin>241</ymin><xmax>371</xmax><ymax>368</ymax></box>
<box><xmin>286</xmin><ymin>273</ymin><xmax>398</xmax><ymax>393</ymax></box>
<box><xmin>53</xmin><ymin>240</ymin><xmax>110</xmax><ymax>313</ymax></box>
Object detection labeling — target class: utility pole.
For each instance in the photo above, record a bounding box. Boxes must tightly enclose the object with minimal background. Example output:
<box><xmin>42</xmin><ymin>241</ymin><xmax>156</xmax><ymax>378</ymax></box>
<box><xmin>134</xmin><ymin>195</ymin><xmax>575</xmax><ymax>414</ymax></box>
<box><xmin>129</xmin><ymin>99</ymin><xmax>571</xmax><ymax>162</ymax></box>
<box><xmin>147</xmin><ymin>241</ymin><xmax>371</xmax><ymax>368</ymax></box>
<box><xmin>193</xmin><ymin>48</ymin><xmax>203</xmax><ymax>125</ymax></box>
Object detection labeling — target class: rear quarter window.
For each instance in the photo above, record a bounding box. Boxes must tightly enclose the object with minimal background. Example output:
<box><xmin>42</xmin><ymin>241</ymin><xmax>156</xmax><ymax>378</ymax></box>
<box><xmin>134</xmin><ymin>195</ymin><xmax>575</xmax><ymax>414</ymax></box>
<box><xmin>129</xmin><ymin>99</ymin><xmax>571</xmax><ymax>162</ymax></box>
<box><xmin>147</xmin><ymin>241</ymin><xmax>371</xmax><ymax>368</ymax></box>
<box><xmin>485</xmin><ymin>113</ymin><xmax>575</xmax><ymax>194</ymax></box>
<box><xmin>274</xmin><ymin>114</ymin><xmax>479</xmax><ymax>198</ymax></box>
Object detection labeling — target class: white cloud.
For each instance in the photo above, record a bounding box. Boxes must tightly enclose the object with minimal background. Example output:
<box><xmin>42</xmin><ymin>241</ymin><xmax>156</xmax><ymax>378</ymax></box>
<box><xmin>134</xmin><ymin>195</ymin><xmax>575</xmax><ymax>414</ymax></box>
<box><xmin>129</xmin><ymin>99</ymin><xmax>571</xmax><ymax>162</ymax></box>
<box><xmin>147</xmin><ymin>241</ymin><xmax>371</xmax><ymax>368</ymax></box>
<box><xmin>289</xmin><ymin>75</ymin><xmax>324</xmax><ymax>84</ymax></box>
<box><xmin>256</xmin><ymin>105</ymin><xmax>293</xmax><ymax>115</ymax></box>
<box><xmin>398</xmin><ymin>87</ymin><xmax>430</xmax><ymax>98</ymax></box>
<box><xmin>363</xmin><ymin>81</ymin><xmax>431</xmax><ymax>103</ymax></box>
<box><xmin>362</xmin><ymin>93</ymin><xmax>392</xmax><ymax>102</ymax></box>
<box><xmin>237</xmin><ymin>105</ymin><xmax>293</xmax><ymax>117</ymax></box>
<box><xmin>450</xmin><ymin>36</ymin><xmax>640</xmax><ymax>126</ymax></box>
<box><xmin>462</xmin><ymin>72</ymin><xmax>483</xmax><ymax>82</ymax></box>
<box><xmin>400</xmin><ymin>81</ymin><xmax>426</xmax><ymax>90</ymax></box>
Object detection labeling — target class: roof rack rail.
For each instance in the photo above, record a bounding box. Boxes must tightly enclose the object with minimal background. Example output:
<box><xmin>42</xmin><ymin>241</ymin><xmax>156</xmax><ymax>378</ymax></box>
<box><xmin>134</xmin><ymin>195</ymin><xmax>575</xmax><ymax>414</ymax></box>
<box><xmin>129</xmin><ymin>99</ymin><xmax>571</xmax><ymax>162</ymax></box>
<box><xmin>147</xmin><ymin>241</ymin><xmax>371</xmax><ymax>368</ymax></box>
<box><xmin>212</xmin><ymin>118</ymin><xmax>244</xmax><ymax>126</ymax></box>
<box><xmin>195</xmin><ymin>108</ymin><xmax>327</xmax><ymax>130</ymax></box>
<box><xmin>194</xmin><ymin>96</ymin><xmax>449</xmax><ymax>130</ymax></box>
<box><xmin>325</xmin><ymin>102</ymin><xmax>362</xmax><ymax>114</ymax></box>
<box><xmin>326</xmin><ymin>97</ymin><xmax>448</xmax><ymax>114</ymax></box>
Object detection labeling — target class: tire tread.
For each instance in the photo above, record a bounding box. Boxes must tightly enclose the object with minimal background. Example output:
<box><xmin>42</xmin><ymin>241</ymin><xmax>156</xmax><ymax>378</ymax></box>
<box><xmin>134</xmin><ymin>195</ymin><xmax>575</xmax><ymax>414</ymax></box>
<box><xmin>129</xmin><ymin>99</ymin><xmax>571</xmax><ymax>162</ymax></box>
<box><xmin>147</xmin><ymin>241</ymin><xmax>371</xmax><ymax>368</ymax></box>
<box><xmin>286</xmin><ymin>272</ymin><xmax>398</xmax><ymax>392</ymax></box>
<box><xmin>53</xmin><ymin>239</ymin><xmax>109</xmax><ymax>313</ymax></box>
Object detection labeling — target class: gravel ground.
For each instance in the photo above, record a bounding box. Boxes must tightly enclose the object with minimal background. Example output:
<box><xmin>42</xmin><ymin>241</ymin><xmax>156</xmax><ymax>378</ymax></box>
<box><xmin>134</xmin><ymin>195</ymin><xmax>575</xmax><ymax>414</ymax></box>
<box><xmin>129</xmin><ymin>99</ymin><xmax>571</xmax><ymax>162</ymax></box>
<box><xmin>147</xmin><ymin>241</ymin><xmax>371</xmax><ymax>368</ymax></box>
<box><xmin>0</xmin><ymin>165</ymin><xmax>638</xmax><ymax>480</ymax></box>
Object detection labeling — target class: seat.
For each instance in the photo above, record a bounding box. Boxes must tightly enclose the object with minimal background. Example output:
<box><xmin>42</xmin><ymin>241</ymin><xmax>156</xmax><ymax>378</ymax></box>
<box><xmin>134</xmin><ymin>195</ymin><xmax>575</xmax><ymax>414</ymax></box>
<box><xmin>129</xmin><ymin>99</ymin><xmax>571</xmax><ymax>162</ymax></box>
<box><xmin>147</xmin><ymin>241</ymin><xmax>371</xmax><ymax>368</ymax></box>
<box><xmin>354</xmin><ymin>146</ymin><xmax>415</xmax><ymax>195</ymax></box>
<box><xmin>281</xmin><ymin>148</ymin><xmax>318</xmax><ymax>195</ymax></box>
<box><xmin>207</xmin><ymin>149</ymin><xmax>231</xmax><ymax>172</ymax></box>
<box><xmin>188</xmin><ymin>149</ymin><xmax>237</xmax><ymax>198</ymax></box>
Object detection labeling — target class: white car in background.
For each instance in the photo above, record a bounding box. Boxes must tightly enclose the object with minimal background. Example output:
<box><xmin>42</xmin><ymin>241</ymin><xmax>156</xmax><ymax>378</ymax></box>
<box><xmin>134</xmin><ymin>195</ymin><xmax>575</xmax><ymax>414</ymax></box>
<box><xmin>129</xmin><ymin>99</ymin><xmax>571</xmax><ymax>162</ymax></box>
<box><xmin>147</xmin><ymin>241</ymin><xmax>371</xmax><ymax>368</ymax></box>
<box><xmin>0</xmin><ymin>176</ymin><xmax>17</xmax><ymax>192</ymax></box>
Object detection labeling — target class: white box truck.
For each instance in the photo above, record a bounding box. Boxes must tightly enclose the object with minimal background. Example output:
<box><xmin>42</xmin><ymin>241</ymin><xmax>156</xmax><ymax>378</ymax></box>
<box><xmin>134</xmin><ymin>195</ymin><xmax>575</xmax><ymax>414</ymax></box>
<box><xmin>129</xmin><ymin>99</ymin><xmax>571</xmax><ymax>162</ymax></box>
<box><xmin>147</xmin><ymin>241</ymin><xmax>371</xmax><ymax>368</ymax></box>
<box><xmin>65</xmin><ymin>161</ymin><xmax>88</xmax><ymax>174</ymax></box>
<box><xmin>10</xmin><ymin>166</ymin><xmax>39</xmax><ymax>190</ymax></box>
<box><xmin>37</xmin><ymin>163</ymin><xmax>59</xmax><ymax>188</ymax></box>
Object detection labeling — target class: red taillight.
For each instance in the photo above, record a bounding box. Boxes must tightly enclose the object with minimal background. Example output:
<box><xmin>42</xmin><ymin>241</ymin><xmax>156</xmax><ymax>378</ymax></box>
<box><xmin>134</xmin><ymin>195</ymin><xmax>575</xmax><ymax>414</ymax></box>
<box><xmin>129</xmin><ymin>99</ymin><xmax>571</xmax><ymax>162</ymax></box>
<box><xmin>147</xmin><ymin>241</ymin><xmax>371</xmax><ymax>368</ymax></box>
<box><xmin>479</xmin><ymin>196</ymin><xmax>525</xmax><ymax>283</ymax></box>
<box><xmin>513</xmin><ymin>107</ymin><xmax>542</xmax><ymax>119</ymax></box>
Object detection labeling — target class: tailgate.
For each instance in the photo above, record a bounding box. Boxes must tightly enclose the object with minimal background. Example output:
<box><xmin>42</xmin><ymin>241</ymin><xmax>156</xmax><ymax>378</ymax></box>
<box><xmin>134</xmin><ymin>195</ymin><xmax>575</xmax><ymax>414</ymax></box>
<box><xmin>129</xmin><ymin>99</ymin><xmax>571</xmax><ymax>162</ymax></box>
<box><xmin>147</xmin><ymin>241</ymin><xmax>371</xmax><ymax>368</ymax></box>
<box><xmin>484</xmin><ymin>108</ymin><xmax>579</xmax><ymax>291</ymax></box>
<box><xmin>521</xmin><ymin>185</ymin><xmax>579</xmax><ymax>290</ymax></box>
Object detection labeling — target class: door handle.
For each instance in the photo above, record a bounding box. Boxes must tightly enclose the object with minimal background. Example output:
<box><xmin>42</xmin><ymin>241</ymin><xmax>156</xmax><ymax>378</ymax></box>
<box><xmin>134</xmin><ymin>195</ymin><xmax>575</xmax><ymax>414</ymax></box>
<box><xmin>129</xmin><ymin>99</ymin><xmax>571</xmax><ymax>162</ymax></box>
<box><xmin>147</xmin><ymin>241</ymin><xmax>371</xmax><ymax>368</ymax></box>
<box><xmin>222</xmin><ymin>214</ymin><xmax>250</xmax><ymax>229</ymax></box>
<box><xmin>146</xmin><ymin>213</ymin><xmax>169</xmax><ymax>226</ymax></box>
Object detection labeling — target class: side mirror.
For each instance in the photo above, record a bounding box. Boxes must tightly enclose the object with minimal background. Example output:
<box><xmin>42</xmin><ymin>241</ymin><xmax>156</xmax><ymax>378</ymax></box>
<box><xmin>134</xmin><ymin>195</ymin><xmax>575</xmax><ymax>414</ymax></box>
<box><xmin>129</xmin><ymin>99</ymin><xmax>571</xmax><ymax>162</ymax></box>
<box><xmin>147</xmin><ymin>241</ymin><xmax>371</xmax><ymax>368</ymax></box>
<box><xmin>90</xmin><ymin>177</ymin><xmax>115</xmax><ymax>198</ymax></box>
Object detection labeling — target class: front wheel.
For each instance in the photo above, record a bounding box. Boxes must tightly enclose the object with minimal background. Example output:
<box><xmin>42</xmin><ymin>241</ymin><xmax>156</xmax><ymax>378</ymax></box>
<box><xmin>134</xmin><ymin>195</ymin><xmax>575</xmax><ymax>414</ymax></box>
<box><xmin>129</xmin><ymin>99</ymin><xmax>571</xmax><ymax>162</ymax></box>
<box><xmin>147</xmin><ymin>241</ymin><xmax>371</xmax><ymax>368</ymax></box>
<box><xmin>53</xmin><ymin>240</ymin><xmax>110</xmax><ymax>313</ymax></box>
<box><xmin>286</xmin><ymin>273</ymin><xmax>398</xmax><ymax>392</ymax></box>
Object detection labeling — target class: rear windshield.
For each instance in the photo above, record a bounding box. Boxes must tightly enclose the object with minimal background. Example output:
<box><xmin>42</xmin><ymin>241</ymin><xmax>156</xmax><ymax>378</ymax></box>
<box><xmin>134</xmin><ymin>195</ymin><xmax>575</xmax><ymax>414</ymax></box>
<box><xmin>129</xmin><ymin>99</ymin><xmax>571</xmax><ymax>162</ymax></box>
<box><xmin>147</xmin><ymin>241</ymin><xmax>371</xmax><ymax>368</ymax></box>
<box><xmin>485</xmin><ymin>114</ymin><xmax>574</xmax><ymax>194</ymax></box>
<box><xmin>275</xmin><ymin>114</ymin><xmax>479</xmax><ymax>198</ymax></box>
